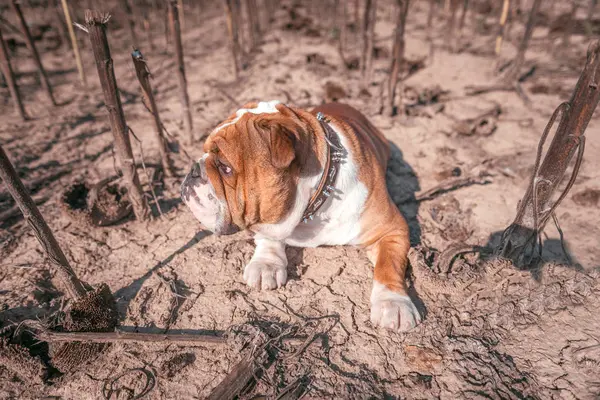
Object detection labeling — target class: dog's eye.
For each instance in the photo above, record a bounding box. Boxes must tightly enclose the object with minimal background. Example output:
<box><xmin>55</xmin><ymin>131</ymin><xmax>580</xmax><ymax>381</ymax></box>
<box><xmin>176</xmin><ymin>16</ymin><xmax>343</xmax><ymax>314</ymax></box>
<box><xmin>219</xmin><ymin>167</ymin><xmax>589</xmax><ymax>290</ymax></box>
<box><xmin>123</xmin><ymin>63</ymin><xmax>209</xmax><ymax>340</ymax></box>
<box><xmin>218</xmin><ymin>162</ymin><xmax>233</xmax><ymax>176</ymax></box>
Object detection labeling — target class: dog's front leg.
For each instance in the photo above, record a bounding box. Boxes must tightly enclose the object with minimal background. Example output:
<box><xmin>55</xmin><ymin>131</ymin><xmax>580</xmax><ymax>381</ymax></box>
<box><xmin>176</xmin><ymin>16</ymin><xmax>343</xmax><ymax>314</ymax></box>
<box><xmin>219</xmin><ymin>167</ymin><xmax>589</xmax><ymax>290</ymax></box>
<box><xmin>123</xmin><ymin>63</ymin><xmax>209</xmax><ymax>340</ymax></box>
<box><xmin>368</xmin><ymin>234</ymin><xmax>421</xmax><ymax>332</ymax></box>
<box><xmin>243</xmin><ymin>238</ymin><xmax>288</xmax><ymax>290</ymax></box>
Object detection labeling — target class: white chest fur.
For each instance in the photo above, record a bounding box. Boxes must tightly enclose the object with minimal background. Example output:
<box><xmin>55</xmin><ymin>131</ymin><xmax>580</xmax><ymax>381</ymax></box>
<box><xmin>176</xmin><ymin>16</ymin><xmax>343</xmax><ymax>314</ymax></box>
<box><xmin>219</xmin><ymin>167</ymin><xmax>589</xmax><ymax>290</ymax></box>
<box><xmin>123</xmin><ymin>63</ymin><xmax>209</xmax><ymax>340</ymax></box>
<box><xmin>253</xmin><ymin>123</ymin><xmax>368</xmax><ymax>248</ymax></box>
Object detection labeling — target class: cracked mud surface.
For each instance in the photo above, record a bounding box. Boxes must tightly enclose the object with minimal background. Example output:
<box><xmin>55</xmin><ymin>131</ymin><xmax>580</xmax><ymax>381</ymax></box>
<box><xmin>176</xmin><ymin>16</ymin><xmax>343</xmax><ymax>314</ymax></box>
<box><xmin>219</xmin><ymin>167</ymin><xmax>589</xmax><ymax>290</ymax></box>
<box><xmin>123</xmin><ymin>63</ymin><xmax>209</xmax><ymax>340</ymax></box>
<box><xmin>1</xmin><ymin>1</ymin><xmax>600</xmax><ymax>399</ymax></box>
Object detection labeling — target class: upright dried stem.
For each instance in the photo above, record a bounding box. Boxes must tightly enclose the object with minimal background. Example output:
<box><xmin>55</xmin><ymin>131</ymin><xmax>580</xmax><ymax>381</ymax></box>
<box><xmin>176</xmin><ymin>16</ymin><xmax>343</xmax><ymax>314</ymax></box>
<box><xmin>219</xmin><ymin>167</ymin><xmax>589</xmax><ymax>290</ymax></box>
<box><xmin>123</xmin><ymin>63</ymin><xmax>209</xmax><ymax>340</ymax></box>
<box><xmin>123</xmin><ymin>0</ymin><xmax>139</xmax><ymax>47</ymax></box>
<box><xmin>585</xmin><ymin>0</ymin><xmax>597</xmax><ymax>37</ymax></box>
<box><xmin>504</xmin><ymin>0</ymin><xmax>541</xmax><ymax>82</ymax></box>
<box><xmin>178</xmin><ymin>0</ymin><xmax>185</xmax><ymax>32</ymax></box>
<box><xmin>142</xmin><ymin>8</ymin><xmax>155</xmax><ymax>51</ymax></box>
<box><xmin>60</xmin><ymin>0</ymin><xmax>86</xmax><ymax>86</ymax></box>
<box><xmin>427</xmin><ymin>0</ymin><xmax>436</xmax><ymax>31</ymax></box>
<box><xmin>337</xmin><ymin>0</ymin><xmax>350</xmax><ymax>68</ymax></box>
<box><xmin>168</xmin><ymin>0</ymin><xmax>194</xmax><ymax>145</ymax></box>
<box><xmin>0</xmin><ymin>145</ymin><xmax>87</xmax><ymax>300</ymax></box>
<box><xmin>224</xmin><ymin>0</ymin><xmax>241</xmax><ymax>79</ymax></box>
<box><xmin>10</xmin><ymin>0</ymin><xmax>56</xmax><ymax>105</ymax></box>
<box><xmin>447</xmin><ymin>0</ymin><xmax>460</xmax><ymax>51</ymax></box>
<box><xmin>164</xmin><ymin>3</ymin><xmax>171</xmax><ymax>46</ymax></box>
<box><xmin>50</xmin><ymin>0</ymin><xmax>70</xmax><ymax>48</ymax></box>
<box><xmin>495</xmin><ymin>0</ymin><xmax>510</xmax><ymax>55</ymax></box>
<box><xmin>497</xmin><ymin>41</ymin><xmax>600</xmax><ymax>265</ymax></box>
<box><xmin>131</xmin><ymin>49</ymin><xmax>174</xmax><ymax>177</ymax></box>
<box><xmin>458</xmin><ymin>0</ymin><xmax>469</xmax><ymax>32</ymax></box>
<box><xmin>361</xmin><ymin>0</ymin><xmax>377</xmax><ymax>86</ymax></box>
<box><xmin>85</xmin><ymin>10</ymin><xmax>150</xmax><ymax>221</ymax></box>
<box><xmin>387</xmin><ymin>0</ymin><xmax>410</xmax><ymax>117</ymax></box>
<box><xmin>0</xmin><ymin>26</ymin><xmax>27</xmax><ymax>119</ymax></box>
<box><xmin>246</xmin><ymin>0</ymin><xmax>260</xmax><ymax>49</ymax></box>
<box><xmin>562</xmin><ymin>3</ymin><xmax>579</xmax><ymax>48</ymax></box>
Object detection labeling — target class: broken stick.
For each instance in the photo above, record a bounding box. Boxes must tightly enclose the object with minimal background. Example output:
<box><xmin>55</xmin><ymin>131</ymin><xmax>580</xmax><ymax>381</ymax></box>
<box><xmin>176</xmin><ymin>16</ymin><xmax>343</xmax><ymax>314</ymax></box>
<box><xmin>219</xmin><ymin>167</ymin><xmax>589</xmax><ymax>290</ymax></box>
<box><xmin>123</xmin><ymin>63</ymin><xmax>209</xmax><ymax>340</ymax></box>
<box><xmin>85</xmin><ymin>10</ymin><xmax>150</xmax><ymax>221</ymax></box>
<box><xmin>0</xmin><ymin>145</ymin><xmax>87</xmax><ymax>300</ymax></box>
<box><xmin>387</xmin><ymin>0</ymin><xmax>410</xmax><ymax>117</ymax></box>
<box><xmin>123</xmin><ymin>0</ymin><xmax>139</xmax><ymax>47</ymax></box>
<box><xmin>131</xmin><ymin>49</ymin><xmax>175</xmax><ymax>177</ymax></box>
<box><xmin>10</xmin><ymin>0</ymin><xmax>56</xmax><ymax>105</ymax></box>
<box><xmin>0</xmin><ymin>25</ymin><xmax>27</xmax><ymax>119</ymax></box>
<box><xmin>361</xmin><ymin>0</ymin><xmax>377</xmax><ymax>86</ymax></box>
<box><xmin>495</xmin><ymin>0</ymin><xmax>510</xmax><ymax>55</ymax></box>
<box><xmin>207</xmin><ymin>354</ymin><xmax>263</xmax><ymax>400</ymax></box>
<box><xmin>224</xmin><ymin>0</ymin><xmax>241</xmax><ymax>79</ymax></box>
<box><xmin>60</xmin><ymin>0</ymin><xmax>86</xmax><ymax>86</ymax></box>
<box><xmin>497</xmin><ymin>41</ymin><xmax>600</xmax><ymax>265</ymax></box>
<box><xmin>168</xmin><ymin>0</ymin><xmax>194</xmax><ymax>145</ymax></box>
<box><xmin>37</xmin><ymin>329</ymin><xmax>225</xmax><ymax>344</ymax></box>
<box><xmin>504</xmin><ymin>0</ymin><xmax>541</xmax><ymax>82</ymax></box>
<box><xmin>245</xmin><ymin>0</ymin><xmax>260</xmax><ymax>49</ymax></box>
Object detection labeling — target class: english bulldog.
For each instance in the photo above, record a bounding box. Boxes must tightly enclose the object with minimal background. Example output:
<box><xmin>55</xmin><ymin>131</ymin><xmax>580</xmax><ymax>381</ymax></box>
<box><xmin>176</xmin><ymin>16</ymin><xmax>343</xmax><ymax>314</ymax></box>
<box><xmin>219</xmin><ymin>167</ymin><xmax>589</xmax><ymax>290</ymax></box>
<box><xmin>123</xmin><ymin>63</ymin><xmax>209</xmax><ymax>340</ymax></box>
<box><xmin>181</xmin><ymin>101</ymin><xmax>421</xmax><ymax>332</ymax></box>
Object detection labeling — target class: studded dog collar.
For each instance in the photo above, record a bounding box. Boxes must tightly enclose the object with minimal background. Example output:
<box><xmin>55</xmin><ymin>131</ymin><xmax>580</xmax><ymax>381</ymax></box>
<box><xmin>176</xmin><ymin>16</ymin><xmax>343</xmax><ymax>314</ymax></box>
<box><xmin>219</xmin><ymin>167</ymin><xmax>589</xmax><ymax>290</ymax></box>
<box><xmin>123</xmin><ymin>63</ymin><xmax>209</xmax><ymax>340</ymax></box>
<box><xmin>301</xmin><ymin>112</ymin><xmax>345</xmax><ymax>224</ymax></box>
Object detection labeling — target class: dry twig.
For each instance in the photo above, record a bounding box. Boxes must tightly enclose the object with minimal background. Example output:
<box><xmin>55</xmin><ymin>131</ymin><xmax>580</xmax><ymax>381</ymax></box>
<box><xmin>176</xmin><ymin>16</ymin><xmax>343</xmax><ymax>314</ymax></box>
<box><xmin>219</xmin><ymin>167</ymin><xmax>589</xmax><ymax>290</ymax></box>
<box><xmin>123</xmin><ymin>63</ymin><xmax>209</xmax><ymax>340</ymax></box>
<box><xmin>0</xmin><ymin>145</ymin><xmax>87</xmax><ymax>299</ymax></box>
<box><xmin>10</xmin><ymin>0</ymin><xmax>56</xmax><ymax>105</ymax></box>
<box><xmin>224</xmin><ymin>0</ymin><xmax>242</xmax><ymax>79</ymax></box>
<box><xmin>0</xmin><ymin>26</ymin><xmax>27</xmax><ymax>119</ymax></box>
<box><xmin>495</xmin><ymin>0</ymin><xmax>510</xmax><ymax>55</ymax></box>
<box><xmin>387</xmin><ymin>0</ymin><xmax>410</xmax><ymax>116</ymax></box>
<box><xmin>131</xmin><ymin>49</ymin><xmax>175</xmax><ymax>177</ymax></box>
<box><xmin>37</xmin><ymin>329</ymin><xmax>225</xmax><ymax>344</ymax></box>
<box><xmin>168</xmin><ymin>0</ymin><xmax>194</xmax><ymax>145</ymax></box>
<box><xmin>60</xmin><ymin>0</ymin><xmax>86</xmax><ymax>86</ymax></box>
<box><xmin>361</xmin><ymin>0</ymin><xmax>377</xmax><ymax>86</ymax></box>
<box><xmin>85</xmin><ymin>10</ymin><xmax>150</xmax><ymax>221</ymax></box>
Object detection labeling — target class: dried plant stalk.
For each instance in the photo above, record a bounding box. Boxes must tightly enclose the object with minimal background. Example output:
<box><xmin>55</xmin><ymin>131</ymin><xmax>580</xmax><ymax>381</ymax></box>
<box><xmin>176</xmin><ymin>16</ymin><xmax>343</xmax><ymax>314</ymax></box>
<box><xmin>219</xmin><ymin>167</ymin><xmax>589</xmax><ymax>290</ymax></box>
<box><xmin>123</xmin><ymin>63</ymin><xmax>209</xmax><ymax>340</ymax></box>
<box><xmin>337</xmin><ymin>0</ymin><xmax>350</xmax><ymax>68</ymax></box>
<box><xmin>60</xmin><ymin>0</ymin><xmax>86</xmax><ymax>86</ymax></box>
<box><xmin>361</xmin><ymin>0</ymin><xmax>377</xmax><ymax>85</ymax></box>
<box><xmin>458</xmin><ymin>0</ymin><xmax>469</xmax><ymax>32</ymax></box>
<box><xmin>446</xmin><ymin>0</ymin><xmax>460</xmax><ymax>51</ymax></box>
<box><xmin>0</xmin><ymin>145</ymin><xmax>87</xmax><ymax>299</ymax></box>
<box><xmin>585</xmin><ymin>0</ymin><xmax>597</xmax><ymax>37</ymax></box>
<box><xmin>0</xmin><ymin>26</ymin><xmax>27</xmax><ymax>119</ymax></box>
<box><xmin>387</xmin><ymin>0</ymin><xmax>410</xmax><ymax>117</ymax></box>
<box><xmin>178</xmin><ymin>0</ymin><xmax>185</xmax><ymax>31</ymax></box>
<box><xmin>168</xmin><ymin>0</ymin><xmax>194</xmax><ymax>145</ymax></box>
<box><xmin>207</xmin><ymin>357</ymin><xmax>259</xmax><ymax>400</ymax></box>
<box><xmin>123</xmin><ymin>0</ymin><xmax>139</xmax><ymax>46</ymax></box>
<box><xmin>142</xmin><ymin>8</ymin><xmax>155</xmax><ymax>50</ymax></box>
<box><xmin>246</xmin><ymin>0</ymin><xmax>260</xmax><ymax>49</ymax></box>
<box><xmin>562</xmin><ymin>3</ymin><xmax>579</xmax><ymax>48</ymax></box>
<box><xmin>224</xmin><ymin>0</ymin><xmax>241</xmax><ymax>79</ymax></box>
<box><xmin>50</xmin><ymin>0</ymin><xmax>70</xmax><ymax>48</ymax></box>
<box><xmin>38</xmin><ymin>329</ymin><xmax>225</xmax><ymax>344</ymax></box>
<box><xmin>495</xmin><ymin>0</ymin><xmax>510</xmax><ymax>55</ymax></box>
<box><xmin>427</xmin><ymin>0</ymin><xmax>436</xmax><ymax>31</ymax></box>
<box><xmin>131</xmin><ymin>49</ymin><xmax>174</xmax><ymax>177</ymax></box>
<box><xmin>85</xmin><ymin>10</ymin><xmax>150</xmax><ymax>221</ymax></box>
<box><xmin>497</xmin><ymin>41</ymin><xmax>600</xmax><ymax>265</ymax></box>
<box><xmin>504</xmin><ymin>0</ymin><xmax>541</xmax><ymax>82</ymax></box>
<box><xmin>10</xmin><ymin>0</ymin><xmax>56</xmax><ymax>105</ymax></box>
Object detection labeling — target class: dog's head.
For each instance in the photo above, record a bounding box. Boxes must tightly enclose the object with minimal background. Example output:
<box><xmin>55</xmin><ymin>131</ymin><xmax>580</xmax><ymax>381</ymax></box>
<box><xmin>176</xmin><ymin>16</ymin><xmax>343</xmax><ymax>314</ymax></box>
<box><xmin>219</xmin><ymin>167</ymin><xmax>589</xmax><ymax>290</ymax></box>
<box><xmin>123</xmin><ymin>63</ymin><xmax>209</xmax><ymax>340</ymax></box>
<box><xmin>181</xmin><ymin>101</ymin><xmax>310</xmax><ymax>235</ymax></box>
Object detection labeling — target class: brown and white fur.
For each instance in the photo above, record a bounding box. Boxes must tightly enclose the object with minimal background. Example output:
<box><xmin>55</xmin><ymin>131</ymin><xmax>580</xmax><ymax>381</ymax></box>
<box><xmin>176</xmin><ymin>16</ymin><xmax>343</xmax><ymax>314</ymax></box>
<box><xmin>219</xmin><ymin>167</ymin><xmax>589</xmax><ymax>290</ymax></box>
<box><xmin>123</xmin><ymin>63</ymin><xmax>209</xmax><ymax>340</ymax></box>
<box><xmin>181</xmin><ymin>101</ymin><xmax>421</xmax><ymax>332</ymax></box>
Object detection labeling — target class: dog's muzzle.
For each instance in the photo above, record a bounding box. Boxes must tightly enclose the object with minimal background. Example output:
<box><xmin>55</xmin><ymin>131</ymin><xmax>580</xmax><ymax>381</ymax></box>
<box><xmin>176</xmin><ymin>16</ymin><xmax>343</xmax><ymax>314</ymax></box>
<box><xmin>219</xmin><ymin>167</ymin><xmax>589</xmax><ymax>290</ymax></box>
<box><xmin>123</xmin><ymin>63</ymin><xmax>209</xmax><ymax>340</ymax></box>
<box><xmin>180</xmin><ymin>155</ymin><xmax>239</xmax><ymax>235</ymax></box>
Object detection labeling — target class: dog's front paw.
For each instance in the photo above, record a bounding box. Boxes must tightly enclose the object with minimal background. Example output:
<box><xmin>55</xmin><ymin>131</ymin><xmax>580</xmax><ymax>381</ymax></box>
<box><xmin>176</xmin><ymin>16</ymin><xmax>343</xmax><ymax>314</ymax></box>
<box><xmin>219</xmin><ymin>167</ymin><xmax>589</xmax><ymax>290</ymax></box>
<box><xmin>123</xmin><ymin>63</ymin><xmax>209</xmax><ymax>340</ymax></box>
<box><xmin>370</xmin><ymin>284</ymin><xmax>421</xmax><ymax>332</ymax></box>
<box><xmin>243</xmin><ymin>261</ymin><xmax>287</xmax><ymax>290</ymax></box>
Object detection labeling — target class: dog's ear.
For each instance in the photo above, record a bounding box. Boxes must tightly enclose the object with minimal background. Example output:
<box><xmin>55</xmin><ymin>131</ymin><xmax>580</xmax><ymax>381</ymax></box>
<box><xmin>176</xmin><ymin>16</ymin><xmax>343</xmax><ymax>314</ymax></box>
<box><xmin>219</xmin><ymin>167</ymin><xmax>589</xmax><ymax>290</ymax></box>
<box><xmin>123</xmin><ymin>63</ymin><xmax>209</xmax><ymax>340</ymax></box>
<box><xmin>255</xmin><ymin>117</ymin><xmax>300</xmax><ymax>169</ymax></box>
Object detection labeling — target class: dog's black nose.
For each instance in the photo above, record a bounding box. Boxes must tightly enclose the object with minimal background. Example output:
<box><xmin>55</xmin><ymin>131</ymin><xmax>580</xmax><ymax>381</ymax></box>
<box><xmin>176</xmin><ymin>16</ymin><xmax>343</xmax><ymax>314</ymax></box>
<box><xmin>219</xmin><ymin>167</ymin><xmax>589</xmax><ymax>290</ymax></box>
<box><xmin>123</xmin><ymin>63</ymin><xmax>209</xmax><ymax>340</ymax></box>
<box><xmin>191</xmin><ymin>162</ymin><xmax>201</xmax><ymax>178</ymax></box>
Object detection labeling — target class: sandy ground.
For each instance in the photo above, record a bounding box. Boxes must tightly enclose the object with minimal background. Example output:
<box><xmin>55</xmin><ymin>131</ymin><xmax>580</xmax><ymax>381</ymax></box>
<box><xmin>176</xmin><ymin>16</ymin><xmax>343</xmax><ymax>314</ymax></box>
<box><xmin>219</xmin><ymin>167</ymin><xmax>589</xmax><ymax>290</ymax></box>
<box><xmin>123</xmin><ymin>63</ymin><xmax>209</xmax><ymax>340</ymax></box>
<box><xmin>1</xmin><ymin>0</ymin><xmax>600</xmax><ymax>399</ymax></box>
